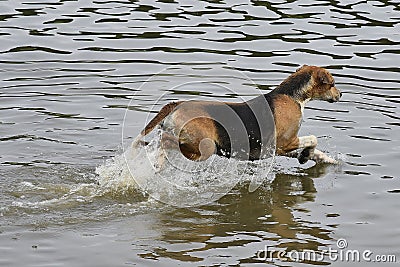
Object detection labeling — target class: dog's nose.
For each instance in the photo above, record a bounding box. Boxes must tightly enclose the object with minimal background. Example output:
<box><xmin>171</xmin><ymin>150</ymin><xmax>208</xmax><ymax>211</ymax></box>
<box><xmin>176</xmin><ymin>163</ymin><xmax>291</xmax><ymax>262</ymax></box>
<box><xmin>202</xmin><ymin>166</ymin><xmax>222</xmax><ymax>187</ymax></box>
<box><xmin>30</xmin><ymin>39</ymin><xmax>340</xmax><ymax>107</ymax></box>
<box><xmin>340</xmin><ymin>91</ymin><xmax>343</xmax><ymax>98</ymax></box>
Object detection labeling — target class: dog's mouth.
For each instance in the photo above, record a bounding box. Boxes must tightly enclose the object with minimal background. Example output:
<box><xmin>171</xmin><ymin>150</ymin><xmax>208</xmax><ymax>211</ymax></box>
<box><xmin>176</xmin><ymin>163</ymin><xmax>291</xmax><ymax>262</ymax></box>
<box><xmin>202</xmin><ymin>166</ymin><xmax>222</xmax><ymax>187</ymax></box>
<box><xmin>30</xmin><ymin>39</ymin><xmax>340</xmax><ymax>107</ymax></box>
<box><xmin>327</xmin><ymin>95</ymin><xmax>341</xmax><ymax>103</ymax></box>
<box><xmin>326</xmin><ymin>88</ymin><xmax>342</xmax><ymax>103</ymax></box>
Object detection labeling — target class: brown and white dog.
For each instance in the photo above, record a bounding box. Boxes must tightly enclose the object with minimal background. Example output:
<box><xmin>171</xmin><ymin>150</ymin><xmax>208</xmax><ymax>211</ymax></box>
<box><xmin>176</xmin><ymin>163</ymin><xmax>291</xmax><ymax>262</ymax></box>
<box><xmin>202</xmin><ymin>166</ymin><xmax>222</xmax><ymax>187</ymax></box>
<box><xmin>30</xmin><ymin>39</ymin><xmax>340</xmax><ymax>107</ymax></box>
<box><xmin>132</xmin><ymin>65</ymin><xmax>341</xmax><ymax>164</ymax></box>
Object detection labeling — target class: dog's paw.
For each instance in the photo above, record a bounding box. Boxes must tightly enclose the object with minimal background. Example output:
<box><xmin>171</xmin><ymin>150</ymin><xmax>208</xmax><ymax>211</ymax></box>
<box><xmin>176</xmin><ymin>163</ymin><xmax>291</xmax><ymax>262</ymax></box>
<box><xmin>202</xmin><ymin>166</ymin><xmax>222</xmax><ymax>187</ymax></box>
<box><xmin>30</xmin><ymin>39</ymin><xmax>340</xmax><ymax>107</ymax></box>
<box><xmin>319</xmin><ymin>155</ymin><xmax>339</xmax><ymax>164</ymax></box>
<box><xmin>313</xmin><ymin>149</ymin><xmax>339</xmax><ymax>164</ymax></box>
<box><xmin>131</xmin><ymin>135</ymin><xmax>142</xmax><ymax>148</ymax></box>
<box><xmin>298</xmin><ymin>148</ymin><xmax>313</xmax><ymax>164</ymax></box>
<box><xmin>298</xmin><ymin>154</ymin><xmax>308</xmax><ymax>164</ymax></box>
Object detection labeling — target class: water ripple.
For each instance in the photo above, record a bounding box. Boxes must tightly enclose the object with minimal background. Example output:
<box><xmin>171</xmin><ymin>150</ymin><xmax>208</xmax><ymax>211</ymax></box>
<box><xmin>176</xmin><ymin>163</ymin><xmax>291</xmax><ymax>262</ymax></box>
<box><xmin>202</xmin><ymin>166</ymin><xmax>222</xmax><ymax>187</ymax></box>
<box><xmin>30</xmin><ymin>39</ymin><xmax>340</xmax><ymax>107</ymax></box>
<box><xmin>0</xmin><ymin>0</ymin><xmax>400</xmax><ymax>265</ymax></box>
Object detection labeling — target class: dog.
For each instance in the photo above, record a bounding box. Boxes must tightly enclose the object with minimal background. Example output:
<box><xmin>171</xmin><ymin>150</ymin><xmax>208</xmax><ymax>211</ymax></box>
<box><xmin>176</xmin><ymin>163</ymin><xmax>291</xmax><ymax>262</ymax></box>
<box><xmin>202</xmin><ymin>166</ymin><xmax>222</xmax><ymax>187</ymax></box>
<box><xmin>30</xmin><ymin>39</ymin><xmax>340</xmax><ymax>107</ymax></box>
<box><xmin>132</xmin><ymin>65</ymin><xmax>342</xmax><ymax>165</ymax></box>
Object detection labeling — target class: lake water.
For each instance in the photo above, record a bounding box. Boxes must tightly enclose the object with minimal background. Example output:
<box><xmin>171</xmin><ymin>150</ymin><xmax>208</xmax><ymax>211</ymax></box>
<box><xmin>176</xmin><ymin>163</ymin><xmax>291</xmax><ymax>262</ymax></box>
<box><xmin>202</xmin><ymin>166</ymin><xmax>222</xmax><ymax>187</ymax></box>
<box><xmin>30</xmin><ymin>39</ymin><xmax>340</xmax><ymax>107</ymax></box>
<box><xmin>1</xmin><ymin>0</ymin><xmax>399</xmax><ymax>266</ymax></box>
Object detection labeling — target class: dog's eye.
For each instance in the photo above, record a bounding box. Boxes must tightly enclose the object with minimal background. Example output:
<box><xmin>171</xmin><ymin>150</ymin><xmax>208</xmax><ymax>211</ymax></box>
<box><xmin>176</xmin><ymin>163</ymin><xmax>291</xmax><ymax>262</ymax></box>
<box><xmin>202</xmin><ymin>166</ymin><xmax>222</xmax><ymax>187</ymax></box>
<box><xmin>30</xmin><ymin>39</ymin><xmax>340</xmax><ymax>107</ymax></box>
<box><xmin>327</xmin><ymin>82</ymin><xmax>334</xmax><ymax>87</ymax></box>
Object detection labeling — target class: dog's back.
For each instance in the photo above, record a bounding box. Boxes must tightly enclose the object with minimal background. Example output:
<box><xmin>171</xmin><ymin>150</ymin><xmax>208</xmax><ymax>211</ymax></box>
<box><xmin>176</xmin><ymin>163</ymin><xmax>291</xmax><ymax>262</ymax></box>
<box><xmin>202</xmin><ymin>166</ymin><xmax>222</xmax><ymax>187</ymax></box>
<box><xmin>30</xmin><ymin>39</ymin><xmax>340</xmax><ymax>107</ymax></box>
<box><xmin>202</xmin><ymin>97</ymin><xmax>275</xmax><ymax>160</ymax></box>
<box><xmin>133</xmin><ymin>65</ymin><xmax>341</xmax><ymax>164</ymax></box>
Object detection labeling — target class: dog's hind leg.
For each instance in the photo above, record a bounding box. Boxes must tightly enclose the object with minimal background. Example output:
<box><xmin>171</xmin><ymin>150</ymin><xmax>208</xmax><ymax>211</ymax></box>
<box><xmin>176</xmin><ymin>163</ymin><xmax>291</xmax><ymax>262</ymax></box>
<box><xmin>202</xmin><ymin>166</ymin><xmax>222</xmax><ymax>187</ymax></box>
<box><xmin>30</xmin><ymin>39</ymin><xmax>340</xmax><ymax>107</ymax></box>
<box><xmin>154</xmin><ymin>132</ymin><xmax>180</xmax><ymax>172</ymax></box>
<box><xmin>161</xmin><ymin>132</ymin><xmax>180</xmax><ymax>150</ymax></box>
<box><xmin>132</xmin><ymin>101</ymin><xmax>181</xmax><ymax>149</ymax></box>
<box><xmin>132</xmin><ymin>134</ymin><xmax>149</xmax><ymax>148</ymax></box>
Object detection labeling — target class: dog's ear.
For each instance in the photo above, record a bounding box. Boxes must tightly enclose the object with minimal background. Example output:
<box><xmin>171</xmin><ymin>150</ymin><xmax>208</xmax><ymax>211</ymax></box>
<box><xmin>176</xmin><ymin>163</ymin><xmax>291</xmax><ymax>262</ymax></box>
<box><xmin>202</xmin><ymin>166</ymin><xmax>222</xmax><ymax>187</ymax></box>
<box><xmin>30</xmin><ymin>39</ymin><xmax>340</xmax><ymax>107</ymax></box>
<box><xmin>317</xmin><ymin>68</ymin><xmax>330</xmax><ymax>84</ymax></box>
<box><xmin>296</xmin><ymin>64</ymin><xmax>308</xmax><ymax>72</ymax></box>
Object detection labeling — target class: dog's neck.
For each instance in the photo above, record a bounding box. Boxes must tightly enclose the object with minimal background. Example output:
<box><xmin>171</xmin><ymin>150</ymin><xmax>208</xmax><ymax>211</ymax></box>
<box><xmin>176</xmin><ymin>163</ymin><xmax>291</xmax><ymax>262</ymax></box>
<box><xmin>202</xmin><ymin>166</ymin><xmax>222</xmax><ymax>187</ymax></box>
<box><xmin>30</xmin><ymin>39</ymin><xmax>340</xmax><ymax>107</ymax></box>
<box><xmin>298</xmin><ymin>98</ymin><xmax>310</xmax><ymax>114</ymax></box>
<box><xmin>269</xmin><ymin>70</ymin><xmax>314</xmax><ymax>114</ymax></box>
<box><xmin>271</xmin><ymin>71</ymin><xmax>313</xmax><ymax>103</ymax></box>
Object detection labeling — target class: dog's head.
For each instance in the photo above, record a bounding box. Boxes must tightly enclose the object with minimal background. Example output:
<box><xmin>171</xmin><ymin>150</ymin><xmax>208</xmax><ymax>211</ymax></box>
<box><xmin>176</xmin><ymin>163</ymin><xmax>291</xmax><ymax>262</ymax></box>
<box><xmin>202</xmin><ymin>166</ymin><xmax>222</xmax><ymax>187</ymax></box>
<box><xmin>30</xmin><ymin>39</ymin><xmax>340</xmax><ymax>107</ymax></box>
<box><xmin>296</xmin><ymin>65</ymin><xmax>342</xmax><ymax>103</ymax></box>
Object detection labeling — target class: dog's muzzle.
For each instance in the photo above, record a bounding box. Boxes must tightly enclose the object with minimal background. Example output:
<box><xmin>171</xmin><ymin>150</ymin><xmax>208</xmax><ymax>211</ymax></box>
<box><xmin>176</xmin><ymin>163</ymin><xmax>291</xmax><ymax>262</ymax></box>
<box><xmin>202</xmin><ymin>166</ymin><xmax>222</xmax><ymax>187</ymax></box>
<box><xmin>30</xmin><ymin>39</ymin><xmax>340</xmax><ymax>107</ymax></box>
<box><xmin>328</xmin><ymin>88</ymin><xmax>342</xmax><ymax>103</ymax></box>
<box><xmin>328</xmin><ymin>97</ymin><xmax>340</xmax><ymax>103</ymax></box>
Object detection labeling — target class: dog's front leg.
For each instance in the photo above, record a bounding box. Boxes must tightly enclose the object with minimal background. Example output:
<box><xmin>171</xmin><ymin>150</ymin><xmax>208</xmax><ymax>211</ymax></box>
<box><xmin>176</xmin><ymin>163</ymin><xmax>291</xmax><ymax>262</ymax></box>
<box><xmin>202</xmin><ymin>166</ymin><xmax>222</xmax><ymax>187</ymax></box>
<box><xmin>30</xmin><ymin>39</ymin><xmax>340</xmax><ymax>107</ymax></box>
<box><xmin>296</xmin><ymin>136</ymin><xmax>338</xmax><ymax>164</ymax></box>
<box><xmin>310</xmin><ymin>149</ymin><xmax>338</xmax><ymax>164</ymax></box>
<box><xmin>280</xmin><ymin>135</ymin><xmax>317</xmax><ymax>163</ymax></box>
<box><xmin>284</xmin><ymin>148</ymin><xmax>314</xmax><ymax>164</ymax></box>
<box><xmin>297</xmin><ymin>135</ymin><xmax>317</xmax><ymax>164</ymax></box>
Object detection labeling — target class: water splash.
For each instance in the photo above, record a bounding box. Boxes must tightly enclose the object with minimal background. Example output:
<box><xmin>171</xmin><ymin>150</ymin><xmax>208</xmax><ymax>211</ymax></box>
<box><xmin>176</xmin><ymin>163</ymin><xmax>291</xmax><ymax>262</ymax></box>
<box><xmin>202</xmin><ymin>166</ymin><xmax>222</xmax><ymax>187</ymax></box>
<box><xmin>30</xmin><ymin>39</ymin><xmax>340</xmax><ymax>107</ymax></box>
<box><xmin>96</xmin><ymin>134</ymin><xmax>275</xmax><ymax>207</ymax></box>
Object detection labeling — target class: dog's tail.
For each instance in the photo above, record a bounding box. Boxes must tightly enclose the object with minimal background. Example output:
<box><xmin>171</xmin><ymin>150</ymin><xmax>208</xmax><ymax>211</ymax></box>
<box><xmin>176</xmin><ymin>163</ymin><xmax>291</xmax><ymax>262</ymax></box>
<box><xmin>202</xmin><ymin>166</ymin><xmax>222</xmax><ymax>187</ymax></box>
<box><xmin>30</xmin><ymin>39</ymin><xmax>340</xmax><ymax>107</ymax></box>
<box><xmin>132</xmin><ymin>101</ymin><xmax>181</xmax><ymax>147</ymax></box>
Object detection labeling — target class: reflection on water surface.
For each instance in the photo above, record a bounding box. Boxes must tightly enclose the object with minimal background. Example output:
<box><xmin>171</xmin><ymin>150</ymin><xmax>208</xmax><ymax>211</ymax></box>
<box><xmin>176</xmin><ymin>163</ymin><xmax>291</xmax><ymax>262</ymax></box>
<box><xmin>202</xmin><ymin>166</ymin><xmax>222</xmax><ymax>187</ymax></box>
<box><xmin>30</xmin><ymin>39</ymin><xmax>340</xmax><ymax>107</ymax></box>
<box><xmin>0</xmin><ymin>0</ymin><xmax>399</xmax><ymax>266</ymax></box>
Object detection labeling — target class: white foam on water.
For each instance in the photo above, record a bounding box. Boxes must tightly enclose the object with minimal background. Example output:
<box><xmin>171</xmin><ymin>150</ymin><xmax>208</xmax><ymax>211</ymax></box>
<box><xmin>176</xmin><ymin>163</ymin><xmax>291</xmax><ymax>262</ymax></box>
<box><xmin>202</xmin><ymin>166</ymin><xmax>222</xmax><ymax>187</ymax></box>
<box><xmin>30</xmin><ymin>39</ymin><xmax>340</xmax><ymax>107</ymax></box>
<box><xmin>95</xmin><ymin>134</ymin><xmax>276</xmax><ymax>207</ymax></box>
<box><xmin>95</xmin><ymin>134</ymin><xmax>348</xmax><ymax>207</ymax></box>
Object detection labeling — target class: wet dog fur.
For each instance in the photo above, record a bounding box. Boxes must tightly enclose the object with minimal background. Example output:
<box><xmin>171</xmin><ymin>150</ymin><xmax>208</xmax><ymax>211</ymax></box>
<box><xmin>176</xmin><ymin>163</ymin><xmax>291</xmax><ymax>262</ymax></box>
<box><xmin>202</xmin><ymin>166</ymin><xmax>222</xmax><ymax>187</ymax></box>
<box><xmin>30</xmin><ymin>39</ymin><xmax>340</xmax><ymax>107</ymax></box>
<box><xmin>132</xmin><ymin>65</ymin><xmax>342</xmax><ymax>165</ymax></box>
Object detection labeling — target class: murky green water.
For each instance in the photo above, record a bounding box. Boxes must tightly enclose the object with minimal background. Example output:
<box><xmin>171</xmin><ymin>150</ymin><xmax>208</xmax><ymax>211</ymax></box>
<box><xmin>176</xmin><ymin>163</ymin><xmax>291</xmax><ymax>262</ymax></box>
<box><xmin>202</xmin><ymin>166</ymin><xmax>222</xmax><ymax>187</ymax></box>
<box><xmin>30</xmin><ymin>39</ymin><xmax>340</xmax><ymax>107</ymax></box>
<box><xmin>1</xmin><ymin>0</ymin><xmax>399</xmax><ymax>266</ymax></box>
